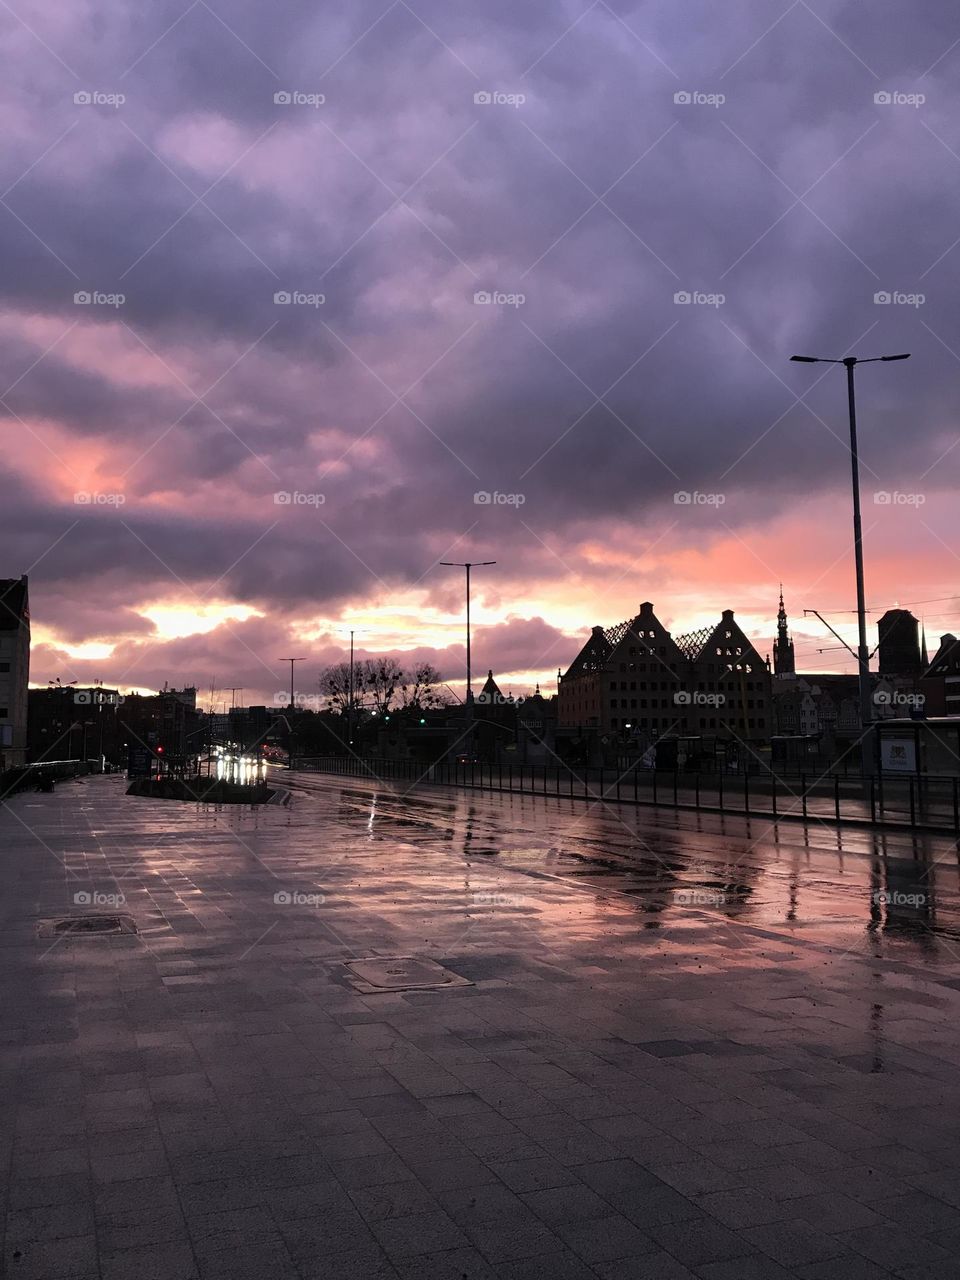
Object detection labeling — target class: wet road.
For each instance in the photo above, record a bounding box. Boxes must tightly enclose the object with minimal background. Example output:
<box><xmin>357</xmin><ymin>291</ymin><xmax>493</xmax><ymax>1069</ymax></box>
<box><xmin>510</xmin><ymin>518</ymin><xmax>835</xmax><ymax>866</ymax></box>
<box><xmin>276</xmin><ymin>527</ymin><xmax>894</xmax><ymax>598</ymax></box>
<box><xmin>287</xmin><ymin>768</ymin><xmax>960</xmax><ymax>963</ymax></box>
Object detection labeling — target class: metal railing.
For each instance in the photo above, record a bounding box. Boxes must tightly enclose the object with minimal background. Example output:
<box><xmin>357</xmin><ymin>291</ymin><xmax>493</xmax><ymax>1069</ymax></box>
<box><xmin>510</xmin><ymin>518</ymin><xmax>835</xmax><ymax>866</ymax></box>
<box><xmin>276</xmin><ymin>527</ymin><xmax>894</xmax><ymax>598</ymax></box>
<box><xmin>294</xmin><ymin>755</ymin><xmax>960</xmax><ymax>835</ymax></box>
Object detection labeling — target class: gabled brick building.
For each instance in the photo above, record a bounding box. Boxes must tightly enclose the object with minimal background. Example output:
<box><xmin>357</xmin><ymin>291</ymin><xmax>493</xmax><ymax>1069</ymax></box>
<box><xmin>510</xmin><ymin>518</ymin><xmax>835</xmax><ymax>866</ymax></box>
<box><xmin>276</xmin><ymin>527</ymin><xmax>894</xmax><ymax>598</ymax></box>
<box><xmin>559</xmin><ymin>601</ymin><xmax>772</xmax><ymax>743</ymax></box>
<box><xmin>921</xmin><ymin>633</ymin><xmax>960</xmax><ymax>716</ymax></box>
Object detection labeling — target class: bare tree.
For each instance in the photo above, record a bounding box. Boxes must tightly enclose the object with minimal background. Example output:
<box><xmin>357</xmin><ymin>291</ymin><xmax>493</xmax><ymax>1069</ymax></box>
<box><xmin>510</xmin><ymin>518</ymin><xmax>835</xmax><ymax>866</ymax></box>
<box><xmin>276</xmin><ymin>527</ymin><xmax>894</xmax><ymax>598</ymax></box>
<box><xmin>399</xmin><ymin>662</ymin><xmax>445</xmax><ymax>709</ymax></box>
<box><xmin>318</xmin><ymin>662</ymin><xmax>353</xmax><ymax>714</ymax></box>
<box><xmin>361</xmin><ymin>657</ymin><xmax>403</xmax><ymax>715</ymax></box>
<box><xmin>320</xmin><ymin>657</ymin><xmax>449</xmax><ymax>717</ymax></box>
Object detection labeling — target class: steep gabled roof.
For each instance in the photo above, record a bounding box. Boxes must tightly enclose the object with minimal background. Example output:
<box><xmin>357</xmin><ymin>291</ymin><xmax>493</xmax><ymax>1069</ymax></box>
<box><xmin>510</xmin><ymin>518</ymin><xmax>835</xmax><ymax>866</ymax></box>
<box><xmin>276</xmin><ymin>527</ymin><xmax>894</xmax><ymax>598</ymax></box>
<box><xmin>563</xmin><ymin>626</ymin><xmax>612</xmax><ymax>678</ymax></box>
<box><xmin>926</xmin><ymin>633</ymin><xmax>960</xmax><ymax>677</ymax></box>
<box><xmin>696</xmin><ymin>610</ymin><xmax>765</xmax><ymax>675</ymax></box>
<box><xmin>479</xmin><ymin>670</ymin><xmax>503</xmax><ymax>700</ymax></box>
<box><xmin>565</xmin><ymin>602</ymin><xmax>692</xmax><ymax>677</ymax></box>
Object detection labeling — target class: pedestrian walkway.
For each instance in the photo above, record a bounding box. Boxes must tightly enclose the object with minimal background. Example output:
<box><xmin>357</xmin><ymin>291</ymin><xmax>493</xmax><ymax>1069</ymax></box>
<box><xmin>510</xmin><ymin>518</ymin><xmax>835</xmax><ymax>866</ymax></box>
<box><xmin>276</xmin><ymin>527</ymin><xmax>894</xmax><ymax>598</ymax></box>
<box><xmin>3</xmin><ymin>774</ymin><xmax>960</xmax><ymax>1280</ymax></box>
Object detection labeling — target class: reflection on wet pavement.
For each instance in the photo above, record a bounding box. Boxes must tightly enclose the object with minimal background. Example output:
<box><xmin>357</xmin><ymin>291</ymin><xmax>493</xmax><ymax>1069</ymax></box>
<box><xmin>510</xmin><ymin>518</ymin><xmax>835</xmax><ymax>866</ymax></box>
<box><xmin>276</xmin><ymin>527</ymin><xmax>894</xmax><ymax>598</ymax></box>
<box><xmin>299</xmin><ymin>772</ymin><xmax>960</xmax><ymax>959</ymax></box>
<box><xmin>4</xmin><ymin>772</ymin><xmax>960</xmax><ymax>1279</ymax></box>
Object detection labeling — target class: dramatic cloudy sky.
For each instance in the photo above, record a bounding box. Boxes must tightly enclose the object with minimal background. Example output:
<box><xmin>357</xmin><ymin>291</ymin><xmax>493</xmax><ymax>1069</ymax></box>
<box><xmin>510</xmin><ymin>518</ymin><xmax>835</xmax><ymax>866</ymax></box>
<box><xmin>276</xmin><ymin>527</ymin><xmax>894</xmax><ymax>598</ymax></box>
<box><xmin>3</xmin><ymin>0</ymin><xmax>959</xmax><ymax>707</ymax></box>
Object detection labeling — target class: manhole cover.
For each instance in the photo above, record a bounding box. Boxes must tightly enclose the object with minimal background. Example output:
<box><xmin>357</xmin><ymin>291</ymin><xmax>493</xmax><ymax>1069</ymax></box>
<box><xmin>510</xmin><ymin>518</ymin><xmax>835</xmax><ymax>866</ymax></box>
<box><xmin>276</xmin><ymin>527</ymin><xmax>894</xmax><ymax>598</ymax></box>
<box><xmin>344</xmin><ymin>956</ymin><xmax>472</xmax><ymax>993</ymax></box>
<box><xmin>38</xmin><ymin>915</ymin><xmax>138</xmax><ymax>938</ymax></box>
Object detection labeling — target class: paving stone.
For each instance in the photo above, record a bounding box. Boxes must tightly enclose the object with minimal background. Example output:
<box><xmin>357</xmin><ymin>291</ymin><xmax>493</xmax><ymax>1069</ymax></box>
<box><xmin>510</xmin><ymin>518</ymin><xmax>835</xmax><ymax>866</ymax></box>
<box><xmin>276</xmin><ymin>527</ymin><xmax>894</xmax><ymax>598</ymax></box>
<box><xmin>871</xmin><ymin>1189</ymin><xmax>960</xmax><ymax>1233</ymax></box>
<box><xmin>7</xmin><ymin>1175</ymin><xmax>91</xmax><ymax>1210</ymax></box>
<box><xmin>494</xmin><ymin>1250</ymin><xmax>598</xmax><ymax>1280</ymax></box>
<box><xmin>696</xmin><ymin>1257</ymin><xmax>796</xmax><ymax>1280</ymax></box>
<box><xmin>392</xmin><ymin>1247</ymin><xmax>498</xmax><ymax>1280</ymax></box>
<box><xmin>414</xmin><ymin>1156</ymin><xmax>502</xmax><ymax>1193</ymax></box>
<box><xmin>696</xmin><ymin>1187</ymin><xmax>793</xmax><ymax>1228</ymax></box>
<box><xmin>464</xmin><ymin>1218</ymin><xmax>562</xmax><ymax>1263</ymax></box>
<box><xmin>369</xmin><ymin>1209</ymin><xmax>471</xmax><ymax>1258</ymax></box>
<box><xmin>2</xmin><ymin>1234</ymin><xmax>99</xmax><ymax>1280</ymax></box>
<box><xmin>555</xmin><ymin>1213</ymin><xmax>660</xmax><ymax>1263</ymax></box>
<box><xmin>490</xmin><ymin>1156</ymin><xmax>581</xmax><ymax>1193</ymax></box>
<box><xmin>795</xmin><ymin>1259</ymin><xmax>894</xmax><ymax>1280</ymax></box>
<box><xmin>648</xmin><ymin>1216</ymin><xmax>757</xmax><ymax>1265</ymax></box>
<box><xmin>592</xmin><ymin>1254</ymin><xmax>699</xmax><ymax>1280</ymax></box>
<box><xmin>437</xmin><ymin>1183</ymin><xmax>533</xmax><ymax>1226</ymax></box>
<box><xmin>654</xmin><ymin>1161</ymin><xmax>749</xmax><ymax>1197</ymax></box>
<box><xmin>522</xmin><ymin>1183</ymin><xmax>613</xmax><ymax>1226</ymax></box>
<box><xmin>743</xmin><ymin>1218</ymin><xmax>851</xmax><ymax>1266</ymax></box>
<box><xmin>330</xmin><ymin>1153</ymin><xmax>417</xmax><ymax>1189</ymax></box>
<box><xmin>351</xmin><ymin>1179</ymin><xmax>441</xmax><ymax>1222</ymax></box>
<box><xmin>6</xmin><ymin>1202</ymin><xmax>96</xmax><ymax>1242</ymax></box>
<box><xmin>834</xmin><ymin>1221</ymin><xmax>952</xmax><ymax>1270</ymax></box>
<box><xmin>99</xmin><ymin>1242</ymin><xmax>200</xmax><ymax>1280</ymax></box>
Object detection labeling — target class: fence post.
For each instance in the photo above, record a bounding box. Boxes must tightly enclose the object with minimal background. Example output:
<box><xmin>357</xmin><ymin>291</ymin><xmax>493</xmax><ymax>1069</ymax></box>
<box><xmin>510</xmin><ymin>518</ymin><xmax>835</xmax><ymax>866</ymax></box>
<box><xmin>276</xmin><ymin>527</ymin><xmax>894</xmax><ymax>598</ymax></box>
<box><xmin>744</xmin><ymin>772</ymin><xmax>749</xmax><ymax>816</ymax></box>
<box><xmin>910</xmin><ymin>778</ymin><xmax>916</xmax><ymax>826</ymax></box>
<box><xmin>771</xmin><ymin>773</ymin><xmax>777</xmax><ymax>819</ymax></box>
<box><xmin>953</xmin><ymin>777</ymin><xmax>959</xmax><ymax>834</ymax></box>
<box><xmin>834</xmin><ymin>775</ymin><xmax>840</xmax><ymax>823</ymax></box>
<box><xmin>653</xmin><ymin>771</ymin><xmax>658</xmax><ymax>805</ymax></box>
<box><xmin>673</xmin><ymin>771</ymin><xmax>678</xmax><ymax>806</ymax></box>
<box><xmin>801</xmin><ymin>773</ymin><xmax>807</xmax><ymax>821</ymax></box>
<box><xmin>695</xmin><ymin>775</ymin><xmax>700</xmax><ymax>810</ymax></box>
<box><xmin>718</xmin><ymin>770</ymin><xmax>723</xmax><ymax>812</ymax></box>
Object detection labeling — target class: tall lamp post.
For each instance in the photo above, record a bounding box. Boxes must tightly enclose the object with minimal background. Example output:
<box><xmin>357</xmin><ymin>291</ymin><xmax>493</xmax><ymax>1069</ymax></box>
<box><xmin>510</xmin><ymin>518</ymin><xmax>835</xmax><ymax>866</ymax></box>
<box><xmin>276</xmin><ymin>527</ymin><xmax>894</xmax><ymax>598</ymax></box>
<box><xmin>278</xmin><ymin>657</ymin><xmax>305</xmax><ymax>767</ymax></box>
<box><xmin>789</xmin><ymin>352</ymin><xmax>910</xmax><ymax>773</ymax></box>
<box><xmin>349</xmin><ymin>630</ymin><xmax>355</xmax><ymax>747</ymax></box>
<box><xmin>439</xmin><ymin>561</ymin><xmax>496</xmax><ymax>720</ymax></box>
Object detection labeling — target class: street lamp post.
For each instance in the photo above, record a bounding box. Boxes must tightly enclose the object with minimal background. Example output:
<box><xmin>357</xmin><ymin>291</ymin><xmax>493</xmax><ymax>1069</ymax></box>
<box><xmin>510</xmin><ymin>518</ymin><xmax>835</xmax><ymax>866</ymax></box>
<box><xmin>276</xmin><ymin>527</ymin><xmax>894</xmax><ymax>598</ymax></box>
<box><xmin>790</xmin><ymin>352</ymin><xmax>910</xmax><ymax>774</ymax></box>
<box><xmin>278</xmin><ymin>657</ymin><xmax>305</xmax><ymax>767</ymax></box>
<box><xmin>349</xmin><ymin>629</ymin><xmax>355</xmax><ymax>747</ymax></box>
<box><xmin>439</xmin><ymin>561</ymin><xmax>496</xmax><ymax>718</ymax></box>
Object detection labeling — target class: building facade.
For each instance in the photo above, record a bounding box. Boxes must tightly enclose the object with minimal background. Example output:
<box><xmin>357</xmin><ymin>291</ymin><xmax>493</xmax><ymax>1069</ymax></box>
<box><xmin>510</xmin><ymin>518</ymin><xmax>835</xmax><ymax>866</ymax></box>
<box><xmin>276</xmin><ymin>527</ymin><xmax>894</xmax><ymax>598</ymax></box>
<box><xmin>0</xmin><ymin>576</ymin><xmax>30</xmax><ymax>768</ymax></box>
<box><xmin>28</xmin><ymin>685</ymin><xmax>124</xmax><ymax>764</ymax></box>
<box><xmin>922</xmin><ymin>633</ymin><xmax>960</xmax><ymax>717</ymax></box>
<box><xmin>559</xmin><ymin>602</ymin><xmax>772</xmax><ymax>744</ymax></box>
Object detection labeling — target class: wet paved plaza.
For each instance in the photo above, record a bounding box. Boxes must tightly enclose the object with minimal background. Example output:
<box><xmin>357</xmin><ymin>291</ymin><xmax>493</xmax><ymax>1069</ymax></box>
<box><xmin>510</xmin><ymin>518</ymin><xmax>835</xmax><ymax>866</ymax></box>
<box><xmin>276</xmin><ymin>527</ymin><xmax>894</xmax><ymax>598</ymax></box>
<box><xmin>3</xmin><ymin>772</ymin><xmax>960</xmax><ymax>1280</ymax></box>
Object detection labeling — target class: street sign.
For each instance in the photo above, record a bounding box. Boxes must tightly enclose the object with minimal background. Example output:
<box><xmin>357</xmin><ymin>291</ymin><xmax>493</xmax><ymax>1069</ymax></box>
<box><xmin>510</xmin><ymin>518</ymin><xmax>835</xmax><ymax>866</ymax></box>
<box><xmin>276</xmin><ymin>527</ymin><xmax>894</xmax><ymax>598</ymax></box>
<box><xmin>881</xmin><ymin>737</ymin><xmax>916</xmax><ymax>773</ymax></box>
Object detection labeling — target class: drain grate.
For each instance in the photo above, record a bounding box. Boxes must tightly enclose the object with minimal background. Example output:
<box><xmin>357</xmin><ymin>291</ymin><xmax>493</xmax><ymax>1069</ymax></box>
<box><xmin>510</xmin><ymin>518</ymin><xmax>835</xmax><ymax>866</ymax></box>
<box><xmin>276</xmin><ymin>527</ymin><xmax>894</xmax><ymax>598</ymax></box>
<box><xmin>38</xmin><ymin>915</ymin><xmax>138</xmax><ymax>938</ymax></box>
<box><xmin>344</xmin><ymin>955</ymin><xmax>472</xmax><ymax>993</ymax></box>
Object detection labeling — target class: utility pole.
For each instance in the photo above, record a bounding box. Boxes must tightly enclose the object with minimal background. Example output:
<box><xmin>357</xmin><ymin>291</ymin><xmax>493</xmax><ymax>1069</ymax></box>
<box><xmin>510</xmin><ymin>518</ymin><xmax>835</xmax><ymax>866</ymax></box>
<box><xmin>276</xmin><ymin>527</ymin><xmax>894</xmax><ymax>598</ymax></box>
<box><xmin>790</xmin><ymin>351</ymin><xmax>910</xmax><ymax>775</ymax></box>
<box><xmin>439</xmin><ymin>561</ymin><xmax>496</xmax><ymax>720</ymax></box>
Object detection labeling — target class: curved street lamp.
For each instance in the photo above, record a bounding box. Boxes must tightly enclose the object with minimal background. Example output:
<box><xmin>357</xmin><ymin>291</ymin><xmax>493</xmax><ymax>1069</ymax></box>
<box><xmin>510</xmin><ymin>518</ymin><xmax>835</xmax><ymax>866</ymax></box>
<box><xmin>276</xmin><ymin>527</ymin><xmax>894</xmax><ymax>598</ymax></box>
<box><xmin>789</xmin><ymin>352</ymin><xmax>911</xmax><ymax>773</ymax></box>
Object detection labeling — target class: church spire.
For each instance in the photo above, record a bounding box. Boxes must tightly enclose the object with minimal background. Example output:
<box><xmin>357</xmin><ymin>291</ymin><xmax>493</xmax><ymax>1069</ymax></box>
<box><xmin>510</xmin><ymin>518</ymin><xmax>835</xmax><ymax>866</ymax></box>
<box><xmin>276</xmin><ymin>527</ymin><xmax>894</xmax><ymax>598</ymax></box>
<box><xmin>774</xmin><ymin>585</ymin><xmax>795</xmax><ymax>676</ymax></box>
<box><xmin>921</xmin><ymin>620</ymin><xmax>929</xmax><ymax>669</ymax></box>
